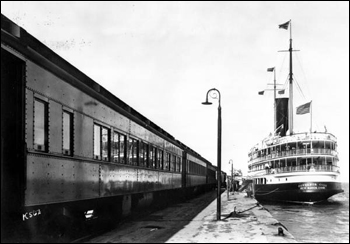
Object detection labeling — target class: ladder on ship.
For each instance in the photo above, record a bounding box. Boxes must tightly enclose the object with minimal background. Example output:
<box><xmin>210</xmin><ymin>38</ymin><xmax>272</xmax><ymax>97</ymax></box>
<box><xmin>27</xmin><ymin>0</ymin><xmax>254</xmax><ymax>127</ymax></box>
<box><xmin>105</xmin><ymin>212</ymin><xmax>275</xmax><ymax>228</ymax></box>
<box><xmin>238</xmin><ymin>179</ymin><xmax>253</xmax><ymax>192</ymax></box>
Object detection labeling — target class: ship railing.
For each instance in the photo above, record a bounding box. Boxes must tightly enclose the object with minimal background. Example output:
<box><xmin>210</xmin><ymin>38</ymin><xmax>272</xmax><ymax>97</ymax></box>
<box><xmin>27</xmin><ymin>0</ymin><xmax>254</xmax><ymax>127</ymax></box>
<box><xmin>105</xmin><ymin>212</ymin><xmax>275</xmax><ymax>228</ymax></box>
<box><xmin>273</xmin><ymin>165</ymin><xmax>340</xmax><ymax>174</ymax></box>
<box><xmin>249</xmin><ymin>149</ymin><xmax>336</xmax><ymax>164</ymax></box>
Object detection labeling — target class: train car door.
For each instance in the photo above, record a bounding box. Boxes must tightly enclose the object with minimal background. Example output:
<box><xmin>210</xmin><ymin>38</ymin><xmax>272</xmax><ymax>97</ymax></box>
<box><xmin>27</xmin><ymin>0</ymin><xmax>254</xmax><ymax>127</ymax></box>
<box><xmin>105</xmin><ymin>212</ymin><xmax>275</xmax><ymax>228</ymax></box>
<box><xmin>181</xmin><ymin>151</ymin><xmax>187</xmax><ymax>188</ymax></box>
<box><xmin>1</xmin><ymin>48</ymin><xmax>26</xmax><ymax>241</ymax></box>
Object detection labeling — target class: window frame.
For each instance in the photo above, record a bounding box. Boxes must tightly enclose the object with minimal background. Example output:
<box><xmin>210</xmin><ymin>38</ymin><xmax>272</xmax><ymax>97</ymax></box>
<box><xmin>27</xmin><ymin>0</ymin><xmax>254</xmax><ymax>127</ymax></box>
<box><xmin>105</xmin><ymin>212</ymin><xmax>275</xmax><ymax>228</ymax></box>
<box><xmin>93</xmin><ymin>123</ymin><xmax>110</xmax><ymax>161</ymax></box>
<box><xmin>34</xmin><ymin>98</ymin><xmax>48</xmax><ymax>152</ymax></box>
<box><xmin>62</xmin><ymin>110</ymin><xmax>73</xmax><ymax>156</ymax></box>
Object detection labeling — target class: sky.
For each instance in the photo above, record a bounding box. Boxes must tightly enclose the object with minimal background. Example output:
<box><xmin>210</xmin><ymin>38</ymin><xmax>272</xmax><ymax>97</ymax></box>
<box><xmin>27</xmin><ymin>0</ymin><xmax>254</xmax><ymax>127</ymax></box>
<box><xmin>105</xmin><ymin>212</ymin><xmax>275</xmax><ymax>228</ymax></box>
<box><xmin>1</xmin><ymin>1</ymin><xmax>349</xmax><ymax>181</ymax></box>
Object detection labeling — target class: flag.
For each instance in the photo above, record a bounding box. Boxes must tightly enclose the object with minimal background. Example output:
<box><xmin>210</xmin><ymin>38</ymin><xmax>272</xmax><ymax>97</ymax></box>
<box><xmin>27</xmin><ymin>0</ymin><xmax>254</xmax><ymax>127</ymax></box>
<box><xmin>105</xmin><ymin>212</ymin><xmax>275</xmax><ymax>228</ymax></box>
<box><xmin>279</xmin><ymin>21</ymin><xmax>290</xmax><ymax>30</ymax></box>
<box><xmin>278</xmin><ymin>89</ymin><xmax>285</xmax><ymax>94</ymax></box>
<box><xmin>296</xmin><ymin>101</ymin><xmax>311</xmax><ymax>114</ymax></box>
<box><xmin>267</xmin><ymin>67</ymin><xmax>275</xmax><ymax>72</ymax></box>
<box><xmin>258</xmin><ymin>91</ymin><xmax>264</xmax><ymax>95</ymax></box>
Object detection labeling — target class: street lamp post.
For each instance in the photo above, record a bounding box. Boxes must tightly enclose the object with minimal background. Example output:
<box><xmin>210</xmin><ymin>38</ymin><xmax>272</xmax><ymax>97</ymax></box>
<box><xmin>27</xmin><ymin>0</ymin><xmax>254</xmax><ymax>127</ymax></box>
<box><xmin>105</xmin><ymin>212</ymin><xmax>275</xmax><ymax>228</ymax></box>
<box><xmin>202</xmin><ymin>88</ymin><xmax>222</xmax><ymax>221</ymax></box>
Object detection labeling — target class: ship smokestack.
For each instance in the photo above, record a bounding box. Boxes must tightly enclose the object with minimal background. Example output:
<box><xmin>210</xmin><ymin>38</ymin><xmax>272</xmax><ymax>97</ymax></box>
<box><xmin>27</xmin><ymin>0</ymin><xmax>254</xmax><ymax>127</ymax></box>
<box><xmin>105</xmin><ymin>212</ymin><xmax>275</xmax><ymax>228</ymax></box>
<box><xmin>276</xmin><ymin>98</ymin><xmax>289</xmax><ymax>136</ymax></box>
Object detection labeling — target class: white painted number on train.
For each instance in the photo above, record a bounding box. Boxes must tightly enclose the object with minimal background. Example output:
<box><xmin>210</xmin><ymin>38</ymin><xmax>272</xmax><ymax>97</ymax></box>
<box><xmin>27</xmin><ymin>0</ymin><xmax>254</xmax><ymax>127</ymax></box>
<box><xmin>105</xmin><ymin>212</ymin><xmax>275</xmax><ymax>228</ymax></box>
<box><xmin>22</xmin><ymin>209</ymin><xmax>41</xmax><ymax>221</ymax></box>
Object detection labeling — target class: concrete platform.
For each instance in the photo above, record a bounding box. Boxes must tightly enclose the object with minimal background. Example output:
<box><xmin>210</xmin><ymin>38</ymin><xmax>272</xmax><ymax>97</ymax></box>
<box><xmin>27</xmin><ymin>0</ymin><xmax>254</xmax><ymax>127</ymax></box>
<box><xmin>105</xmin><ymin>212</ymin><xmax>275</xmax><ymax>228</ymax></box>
<box><xmin>85</xmin><ymin>190</ymin><xmax>298</xmax><ymax>243</ymax></box>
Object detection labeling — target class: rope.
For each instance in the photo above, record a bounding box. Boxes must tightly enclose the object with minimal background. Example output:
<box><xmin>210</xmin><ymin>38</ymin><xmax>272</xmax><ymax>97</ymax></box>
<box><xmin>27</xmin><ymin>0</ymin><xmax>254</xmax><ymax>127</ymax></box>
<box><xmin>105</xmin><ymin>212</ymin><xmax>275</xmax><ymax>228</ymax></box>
<box><xmin>255</xmin><ymin>188</ymin><xmax>280</xmax><ymax>196</ymax></box>
<box><xmin>239</xmin><ymin>204</ymin><xmax>260</xmax><ymax>214</ymax></box>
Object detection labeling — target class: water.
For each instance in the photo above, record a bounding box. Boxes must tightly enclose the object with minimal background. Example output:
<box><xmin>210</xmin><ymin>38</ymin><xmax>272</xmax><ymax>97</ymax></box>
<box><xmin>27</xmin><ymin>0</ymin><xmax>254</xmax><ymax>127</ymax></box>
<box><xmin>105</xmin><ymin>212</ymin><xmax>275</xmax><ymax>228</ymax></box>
<box><xmin>263</xmin><ymin>182</ymin><xmax>349</xmax><ymax>243</ymax></box>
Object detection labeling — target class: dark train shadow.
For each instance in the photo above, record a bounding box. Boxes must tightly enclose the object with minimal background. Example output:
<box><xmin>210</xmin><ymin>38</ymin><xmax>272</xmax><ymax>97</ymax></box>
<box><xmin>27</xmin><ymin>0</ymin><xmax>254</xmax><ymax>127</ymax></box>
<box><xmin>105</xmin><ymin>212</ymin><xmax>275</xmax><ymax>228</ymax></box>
<box><xmin>82</xmin><ymin>189</ymin><xmax>220</xmax><ymax>243</ymax></box>
<box><xmin>135</xmin><ymin>189</ymin><xmax>219</xmax><ymax>243</ymax></box>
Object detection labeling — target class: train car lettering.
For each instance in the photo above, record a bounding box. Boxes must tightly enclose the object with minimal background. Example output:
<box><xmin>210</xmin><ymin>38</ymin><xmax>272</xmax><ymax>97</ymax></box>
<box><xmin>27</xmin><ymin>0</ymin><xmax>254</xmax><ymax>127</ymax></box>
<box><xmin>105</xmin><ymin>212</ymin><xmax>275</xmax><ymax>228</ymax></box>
<box><xmin>22</xmin><ymin>209</ymin><xmax>41</xmax><ymax>221</ymax></box>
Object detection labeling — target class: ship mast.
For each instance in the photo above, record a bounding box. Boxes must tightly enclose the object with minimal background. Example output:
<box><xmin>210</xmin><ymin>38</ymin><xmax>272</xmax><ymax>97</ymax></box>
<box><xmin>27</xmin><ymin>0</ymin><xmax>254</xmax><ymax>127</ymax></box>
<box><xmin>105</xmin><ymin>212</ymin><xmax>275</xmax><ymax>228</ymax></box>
<box><xmin>279</xmin><ymin>20</ymin><xmax>297</xmax><ymax>135</ymax></box>
<box><xmin>288</xmin><ymin>20</ymin><xmax>294</xmax><ymax>135</ymax></box>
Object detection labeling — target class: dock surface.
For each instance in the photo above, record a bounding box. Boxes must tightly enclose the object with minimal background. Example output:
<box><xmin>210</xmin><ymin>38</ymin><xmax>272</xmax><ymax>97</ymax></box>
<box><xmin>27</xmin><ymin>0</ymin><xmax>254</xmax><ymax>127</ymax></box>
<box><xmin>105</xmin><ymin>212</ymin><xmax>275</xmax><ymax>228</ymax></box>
<box><xmin>85</xmin><ymin>190</ymin><xmax>297</xmax><ymax>243</ymax></box>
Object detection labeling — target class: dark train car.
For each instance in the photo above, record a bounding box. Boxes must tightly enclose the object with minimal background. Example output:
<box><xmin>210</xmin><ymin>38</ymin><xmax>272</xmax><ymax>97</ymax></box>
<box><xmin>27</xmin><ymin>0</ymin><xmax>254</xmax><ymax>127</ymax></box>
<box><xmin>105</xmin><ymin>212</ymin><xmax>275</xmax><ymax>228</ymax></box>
<box><xmin>207</xmin><ymin>163</ymin><xmax>217</xmax><ymax>186</ymax></box>
<box><xmin>1</xmin><ymin>14</ymin><xmax>219</xmax><ymax>241</ymax></box>
<box><xmin>221</xmin><ymin>171</ymin><xmax>227</xmax><ymax>189</ymax></box>
<box><xmin>210</xmin><ymin>165</ymin><xmax>227</xmax><ymax>189</ymax></box>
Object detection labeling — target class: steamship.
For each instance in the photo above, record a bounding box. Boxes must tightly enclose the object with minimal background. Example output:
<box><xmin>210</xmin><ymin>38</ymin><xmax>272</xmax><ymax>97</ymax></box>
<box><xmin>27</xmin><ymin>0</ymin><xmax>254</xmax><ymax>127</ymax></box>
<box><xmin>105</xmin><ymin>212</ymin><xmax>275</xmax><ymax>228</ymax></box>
<box><xmin>247</xmin><ymin>20</ymin><xmax>343</xmax><ymax>204</ymax></box>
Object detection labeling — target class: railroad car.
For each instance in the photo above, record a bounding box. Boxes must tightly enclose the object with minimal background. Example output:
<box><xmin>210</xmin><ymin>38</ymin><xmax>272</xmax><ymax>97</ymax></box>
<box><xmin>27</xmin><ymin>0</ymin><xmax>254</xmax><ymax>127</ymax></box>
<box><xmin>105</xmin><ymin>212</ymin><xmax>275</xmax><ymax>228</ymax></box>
<box><xmin>1</xmin><ymin>14</ymin><xmax>224</xmax><ymax>241</ymax></box>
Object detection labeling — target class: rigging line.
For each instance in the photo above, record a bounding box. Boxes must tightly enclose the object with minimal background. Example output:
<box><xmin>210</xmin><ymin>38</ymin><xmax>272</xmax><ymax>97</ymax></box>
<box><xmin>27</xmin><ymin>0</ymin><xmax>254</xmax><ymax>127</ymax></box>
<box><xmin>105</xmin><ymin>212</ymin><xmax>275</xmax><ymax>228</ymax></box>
<box><xmin>283</xmin><ymin>75</ymin><xmax>289</xmax><ymax>89</ymax></box>
<box><xmin>255</xmin><ymin>188</ymin><xmax>280</xmax><ymax>196</ymax></box>
<box><xmin>295</xmin><ymin>51</ymin><xmax>312</xmax><ymax>98</ymax></box>
<box><xmin>293</xmin><ymin>75</ymin><xmax>307</xmax><ymax>101</ymax></box>
<box><xmin>278</xmin><ymin>52</ymin><xmax>288</xmax><ymax>82</ymax></box>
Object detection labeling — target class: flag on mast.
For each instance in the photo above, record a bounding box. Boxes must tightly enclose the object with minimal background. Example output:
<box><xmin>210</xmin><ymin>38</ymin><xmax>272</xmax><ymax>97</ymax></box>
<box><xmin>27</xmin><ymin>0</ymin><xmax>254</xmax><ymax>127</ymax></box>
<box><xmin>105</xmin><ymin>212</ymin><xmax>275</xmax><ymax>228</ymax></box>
<box><xmin>279</xmin><ymin>21</ymin><xmax>290</xmax><ymax>30</ymax></box>
<box><xmin>267</xmin><ymin>67</ymin><xmax>275</xmax><ymax>72</ymax></box>
<box><xmin>296</xmin><ymin>101</ymin><xmax>311</xmax><ymax>114</ymax></box>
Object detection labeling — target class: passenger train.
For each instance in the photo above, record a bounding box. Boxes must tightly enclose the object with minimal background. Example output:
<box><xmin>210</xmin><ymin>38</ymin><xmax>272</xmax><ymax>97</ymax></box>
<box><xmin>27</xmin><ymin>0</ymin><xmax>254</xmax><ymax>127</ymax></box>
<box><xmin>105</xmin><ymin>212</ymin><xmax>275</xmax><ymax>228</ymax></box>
<box><xmin>1</xmin><ymin>14</ymin><xmax>226</xmax><ymax>242</ymax></box>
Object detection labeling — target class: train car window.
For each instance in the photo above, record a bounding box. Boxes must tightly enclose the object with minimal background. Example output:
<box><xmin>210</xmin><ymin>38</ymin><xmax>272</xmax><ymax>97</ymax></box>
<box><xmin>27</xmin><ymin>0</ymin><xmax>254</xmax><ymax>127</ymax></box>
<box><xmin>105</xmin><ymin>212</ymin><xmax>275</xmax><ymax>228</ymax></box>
<box><xmin>101</xmin><ymin>127</ymin><xmax>110</xmax><ymax>161</ymax></box>
<box><xmin>34</xmin><ymin>99</ymin><xmax>48</xmax><ymax>152</ymax></box>
<box><xmin>139</xmin><ymin>141</ymin><xmax>144</xmax><ymax>167</ymax></box>
<box><xmin>93</xmin><ymin>124</ymin><xmax>110</xmax><ymax>161</ymax></box>
<box><xmin>63</xmin><ymin>111</ymin><xmax>73</xmax><ymax>156</ymax></box>
<box><xmin>120</xmin><ymin>134</ymin><xmax>126</xmax><ymax>164</ymax></box>
<box><xmin>94</xmin><ymin>124</ymin><xmax>101</xmax><ymax>160</ymax></box>
<box><xmin>175</xmin><ymin>157</ymin><xmax>179</xmax><ymax>172</ymax></box>
<box><xmin>165</xmin><ymin>153</ymin><xmax>170</xmax><ymax>171</ymax></box>
<box><xmin>178</xmin><ymin>157</ymin><xmax>182</xmax><ymax>172</ymax></box>
<box><xmin>112</xmin><ymin>131</ymin><xmax>126</xmax><ymax>164</ymax></box>
<box><xmin>143</xmin><ymin>143</ymin><xmax>149</xmax><ymax>167</ymax></box>
<box><xmin>151</xmin><ymin>146</ymin><xmax>156</xmax><ymax>168</ymax></box>
<box><xmin>158</xmin><ymin>149</ymin><xmax>163</xmax><ymax>170</ymax></box>
<box><xmin>134</xmin><ymin>139</ymin><xmax>139</xmax><ymax>165</ymax></box>
<box><xmin>148</xmin><ymin>145</ymin><xmax>156</xmax><ymax>168</ymax></box>
<box><xmin>148</xmin><ymin>145</ymin><xmax>153</xmax><ymax>168</ymax></box>
<box><xmin>128</xmin><ymin>138</ymin><xmax>138</xmax><ymax>165</ymax></box>
<box><xmin>154</xmin><ymin>147</ymin><xmax>159</xmax><ymax>169</ymax></box>
<box><xmin>170</xmin><ymin>155</ymin><xmax>176</xmax><ymax>172</ymax></box>
<box><xmin>112</xmin><ymin>132</ymin><xmax>120</xmax><ymax>163</ymax></box>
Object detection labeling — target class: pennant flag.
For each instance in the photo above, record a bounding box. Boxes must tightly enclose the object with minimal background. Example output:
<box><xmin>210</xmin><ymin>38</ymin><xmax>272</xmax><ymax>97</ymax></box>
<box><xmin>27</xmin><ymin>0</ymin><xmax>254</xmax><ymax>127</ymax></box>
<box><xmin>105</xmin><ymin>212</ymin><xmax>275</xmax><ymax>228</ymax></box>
<box><xmin>267</xmin><ymin>67</ymin><xmax>275</xmax><ymax>72</ymax></box>
<box><xmin>296</xmin><ymin>101</ymin><xmax>311</xmax><ymax>114</ymax></box>
<box><xmin>278</xmin><ymin>89</ymin><xmax>285</xmax><ymax>94</ymax></box>
<box><xmin>258</xmin><ymin>91</ymin><xmax>264</xmax><ymax>95</ymax></box>
<box><xmin>279</xmin><ymin>21</ymin><xmax>290</xmax><ymax>30</ymax></box>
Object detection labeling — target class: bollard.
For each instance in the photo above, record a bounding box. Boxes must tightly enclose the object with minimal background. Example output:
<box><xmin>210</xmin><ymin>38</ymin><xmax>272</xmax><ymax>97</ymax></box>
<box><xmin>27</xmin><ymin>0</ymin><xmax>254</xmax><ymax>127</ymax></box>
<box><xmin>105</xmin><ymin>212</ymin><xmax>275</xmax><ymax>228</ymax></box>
<box><xmin>278</xmin><ymin>227</ymin><xmax>284</xmax><ymax>236</ymax></box>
